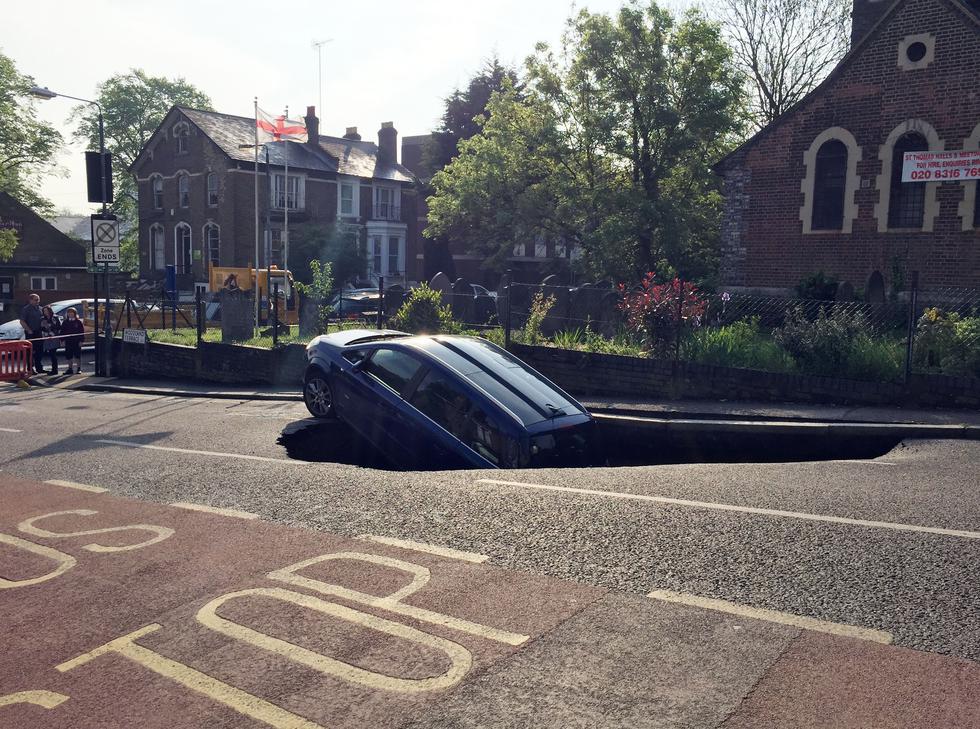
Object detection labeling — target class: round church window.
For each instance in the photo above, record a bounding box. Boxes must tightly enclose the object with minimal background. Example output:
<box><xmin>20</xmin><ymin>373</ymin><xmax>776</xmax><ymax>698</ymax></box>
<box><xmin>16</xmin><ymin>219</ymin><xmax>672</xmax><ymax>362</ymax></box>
<box><xmin>906</xmin><ymin>41</ymin><xmax>927</xmax><ymax>63</ymax></box>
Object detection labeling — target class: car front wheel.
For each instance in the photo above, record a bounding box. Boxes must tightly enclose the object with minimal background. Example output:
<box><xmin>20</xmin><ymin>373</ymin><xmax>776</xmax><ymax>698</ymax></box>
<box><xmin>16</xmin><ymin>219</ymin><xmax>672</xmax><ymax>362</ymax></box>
<box><xmin>303</xmin><ymin>368</ymin><xmax>334</xmax><ymax>419</ymax></box>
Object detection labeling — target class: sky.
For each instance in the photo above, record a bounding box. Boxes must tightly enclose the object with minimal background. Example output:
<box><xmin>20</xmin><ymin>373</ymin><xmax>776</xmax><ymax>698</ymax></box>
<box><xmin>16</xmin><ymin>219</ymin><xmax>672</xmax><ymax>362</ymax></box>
<box><xmin>5</xmin><ymin>0</ymin><xmax>701</xmax><ymax>214</ymax></box>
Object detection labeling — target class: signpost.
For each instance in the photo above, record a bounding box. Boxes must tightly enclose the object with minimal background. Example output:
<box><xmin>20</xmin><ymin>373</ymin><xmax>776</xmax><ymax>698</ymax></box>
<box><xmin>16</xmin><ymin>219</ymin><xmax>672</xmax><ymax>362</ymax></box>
<box><xmin>91</xmin><ymin>213</ymin><xmax>119</xmax><ymax>375</ymax></box>
<box><xmin>902</xmin><ymin>149</ymin><xmax>980</xmax><ymax>182</ymax></box>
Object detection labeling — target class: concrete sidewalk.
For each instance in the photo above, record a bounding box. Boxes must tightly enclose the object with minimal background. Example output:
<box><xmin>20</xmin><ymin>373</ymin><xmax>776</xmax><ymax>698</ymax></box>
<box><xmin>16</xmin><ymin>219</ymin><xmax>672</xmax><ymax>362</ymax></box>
<box><xmin>19</xmin><ymin>371</ymin><xmax>979</xmax><ymax>427</ymax></box>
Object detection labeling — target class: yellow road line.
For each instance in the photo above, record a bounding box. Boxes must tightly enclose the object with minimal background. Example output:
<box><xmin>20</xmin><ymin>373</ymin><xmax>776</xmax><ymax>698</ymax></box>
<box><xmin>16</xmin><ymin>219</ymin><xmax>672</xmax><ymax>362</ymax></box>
<box><xmin>357</xmin><ymin>534</ymin><xmax>489</xmax><ymax>563</ymax></box>
<box><xmin>170</xmin><ymin>502</ymin><xmax>258</xmax><ymax>520</ymax></box>
<box><xmin>648</xmin><ymin>589</ymin><xmax>893</xmax><ymax>643</ymax></box>
<box><xmin>44</xmin><ymin>479</ymin><xmax>108</xmax><ymax>493</ymax></box>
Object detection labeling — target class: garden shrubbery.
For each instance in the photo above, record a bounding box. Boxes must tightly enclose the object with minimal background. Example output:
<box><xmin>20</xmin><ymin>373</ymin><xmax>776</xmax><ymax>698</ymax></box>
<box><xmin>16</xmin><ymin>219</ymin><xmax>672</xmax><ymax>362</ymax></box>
<box><xmin>773</xmin><ymin>306</ymin><xmax>903</xmax><ymax>380</ymax></box>
<box><xmin>914</xmin><ymin>308</ymin><xmax>980</xmax><ymax>378</ymax></box>
<box><xmin>388</xmin><ymin>283</ymin><xmax>455</xmax><ymax>334</ymax></box>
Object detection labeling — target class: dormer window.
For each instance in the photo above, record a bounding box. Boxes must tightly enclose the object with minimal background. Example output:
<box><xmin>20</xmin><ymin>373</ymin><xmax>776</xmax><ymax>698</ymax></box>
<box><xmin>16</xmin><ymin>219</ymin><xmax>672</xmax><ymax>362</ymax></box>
<box><xmin>173</xmin><ymin>122</ymin><xmax>190</xmax><ymax>154</ymax></box>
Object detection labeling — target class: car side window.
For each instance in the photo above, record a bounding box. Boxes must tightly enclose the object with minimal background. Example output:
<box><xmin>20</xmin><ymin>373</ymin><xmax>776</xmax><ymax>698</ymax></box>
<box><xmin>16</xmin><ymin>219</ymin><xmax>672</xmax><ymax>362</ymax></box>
<box><xmin>343</xmin><ymin>348</ymin><xmax>367</xmax><ymax>365</ymax></box>
<box><xmin>410</xmin><ymin>370</ymin><xmax>472</xmax><ymax>438</ymax></box>
<box><xmin>410</xmin><ymin>370</ymin><xmax>504</xmax><ymax>465</ymax></box>
<box><xmin>362</xmin><ymin>348</ymin><xmax>422</xmax><ymax>394</ymax></box>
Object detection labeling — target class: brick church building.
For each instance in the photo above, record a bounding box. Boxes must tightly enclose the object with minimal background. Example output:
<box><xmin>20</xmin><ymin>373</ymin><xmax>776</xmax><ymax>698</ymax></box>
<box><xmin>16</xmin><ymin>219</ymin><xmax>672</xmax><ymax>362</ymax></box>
<box><xmin>716</xmin><ymin>0</ymin><xmax>980</xmax><ymax>294</ymax></box>
<box><xmin>131</xmin><ymin>106</ymin><xmax>419</xmax><ymax>291</ymax></box>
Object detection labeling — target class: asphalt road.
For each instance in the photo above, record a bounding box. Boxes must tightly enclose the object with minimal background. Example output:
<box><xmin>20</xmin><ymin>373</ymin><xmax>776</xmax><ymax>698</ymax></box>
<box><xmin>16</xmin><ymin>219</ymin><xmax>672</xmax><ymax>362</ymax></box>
<box><xmin>2</xmin><ymin>385</ymin><xmax>978</xmax><ymax>670</ymax></box>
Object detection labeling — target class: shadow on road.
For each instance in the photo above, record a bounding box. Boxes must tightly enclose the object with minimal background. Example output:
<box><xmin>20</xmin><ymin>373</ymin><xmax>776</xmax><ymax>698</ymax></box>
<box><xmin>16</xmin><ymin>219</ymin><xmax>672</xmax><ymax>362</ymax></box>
<box><xmin>277</xmin><ymin>419</ymin><xmax>400</xmax><ymax>470</ymax></box>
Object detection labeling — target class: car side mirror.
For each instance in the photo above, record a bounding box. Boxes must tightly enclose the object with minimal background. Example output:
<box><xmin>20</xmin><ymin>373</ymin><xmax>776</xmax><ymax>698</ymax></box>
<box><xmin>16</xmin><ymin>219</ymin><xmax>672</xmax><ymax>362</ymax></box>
<box><xmin>351</xmin><ymin>359</ymin><xmax>365</xmax><ymax>372</ymax></box>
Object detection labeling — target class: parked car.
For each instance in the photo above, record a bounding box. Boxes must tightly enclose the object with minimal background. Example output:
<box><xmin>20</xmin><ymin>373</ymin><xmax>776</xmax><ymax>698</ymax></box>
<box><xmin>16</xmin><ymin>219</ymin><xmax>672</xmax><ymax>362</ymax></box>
<box><xmin>0</xmin><ymin>299</ymin><xmax>124</xmax><ymax>350</ymax></box>
<box><xmin>303</xmin><ymin>330</ymin><xmax>602</xmax><ymax>469</ymax></box>
<box><xmin>324</xmin><ymin>289</ymin><xmax>380</xmax><ymax>321</ymax></box>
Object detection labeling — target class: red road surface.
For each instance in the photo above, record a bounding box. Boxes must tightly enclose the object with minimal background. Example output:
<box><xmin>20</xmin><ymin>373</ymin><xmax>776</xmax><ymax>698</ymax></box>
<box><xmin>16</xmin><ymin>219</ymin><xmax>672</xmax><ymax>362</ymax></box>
<box><xmin>2</xmin><ymin>474</ymin><xmax>979</xmax><ymax>728</ymax></box>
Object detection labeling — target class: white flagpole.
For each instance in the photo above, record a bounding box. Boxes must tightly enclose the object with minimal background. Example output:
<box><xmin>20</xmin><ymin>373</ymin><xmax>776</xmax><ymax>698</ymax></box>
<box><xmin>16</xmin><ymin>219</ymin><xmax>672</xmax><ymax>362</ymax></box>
<box><xmin>253</xmin><ymin>97</ymin><xmax>260</xmax><ymax>334</ymax></box>
<box><xmin>283</xmin><ymin>105</ymin><xmax>290</xmax><ymax>281</ymax></box>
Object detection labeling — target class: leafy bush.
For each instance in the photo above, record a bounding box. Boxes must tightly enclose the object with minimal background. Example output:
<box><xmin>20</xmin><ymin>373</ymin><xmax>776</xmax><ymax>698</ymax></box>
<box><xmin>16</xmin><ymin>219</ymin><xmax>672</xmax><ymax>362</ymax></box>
<box><xmin>388</xmin><ymin>283</ymin><xmax>454</xmax><ymax>334</ymax></box>
<box><xmin>520</xmin><ymin>292</ymin><xmax>556</xmax><ymax>345</ymax></box>
<box><xmin>684</xmin><ymin>317</ymin><xmax>795</xmax><ymax>372</ymax></box>
<box><xmin>618</xmin><ymin>273</ymin><xmax>705</xmax><ymax>352</ymax></box>
<box><xmin>774</xmin><ymin>305</ymin><xmax>902</xmax><ymax>380</ymax></box>
<box><xmin>293</xmin><ymin>260</ymin><xmax>333</xmax><ymax>335</ymax></box>
<box><xmin>843</xmin><ymin>335</ymin><xmax>904</xmax><ymax>381</ymax></box>
<box><xmin>915</xmin><ymin>308</ymin><xmax>980</xmax><ymax>377</ymax></box>
<box><xmin>795</xmin><ymin>271</ymin><xmax>839</xmax><ymax>301</ymax></box>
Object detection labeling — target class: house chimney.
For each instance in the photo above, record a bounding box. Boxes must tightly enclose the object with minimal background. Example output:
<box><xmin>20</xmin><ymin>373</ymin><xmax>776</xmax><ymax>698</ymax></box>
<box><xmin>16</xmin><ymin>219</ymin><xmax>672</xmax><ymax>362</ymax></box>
<box><xmin>850</xmin><ymin>0</ymin><xmax>892</xmax><ymax>47</ymax></box>
<box><xmin>304</xmin><ymin>106</ymin><xmax>319</xmax><ymax>148</ymax></box>
<box><xmin>378</xmin><ymin>122</ymin><xmax>397</xmax><ymax>164</ymax></box>
<box><xmin>343</xmin><ymin>126</ymin><xmax>361</xmax><ymax>141</ymax></box>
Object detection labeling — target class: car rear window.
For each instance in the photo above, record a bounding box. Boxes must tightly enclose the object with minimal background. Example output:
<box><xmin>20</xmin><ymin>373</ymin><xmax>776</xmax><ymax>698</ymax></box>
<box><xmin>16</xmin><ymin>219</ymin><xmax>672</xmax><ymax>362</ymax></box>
<box><xmin>363</xmin><ymin>348</ymin><xmax>422</xmax><ymax>394</ymax></box>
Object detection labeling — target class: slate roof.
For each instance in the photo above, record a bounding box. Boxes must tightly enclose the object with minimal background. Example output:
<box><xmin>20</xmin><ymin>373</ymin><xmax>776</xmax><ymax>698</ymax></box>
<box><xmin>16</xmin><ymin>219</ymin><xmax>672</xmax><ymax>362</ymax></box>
<box><xmin>49</xmin><ymin>215</ymin><xmax>133</xmax><ymax>242</ymax></box>
<box><xmin>178</xmin><ymin>107</ymin><xmax>415</xmax><ymax>183</ymax></box>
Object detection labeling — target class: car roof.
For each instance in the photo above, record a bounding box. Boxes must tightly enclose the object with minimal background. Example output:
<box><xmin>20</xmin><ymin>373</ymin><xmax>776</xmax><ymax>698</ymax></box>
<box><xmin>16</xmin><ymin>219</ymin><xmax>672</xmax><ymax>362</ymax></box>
<box><xmin>396</xmin><ymin>335</ymin><xmax>583</xmax><ymax>426</ymax></box>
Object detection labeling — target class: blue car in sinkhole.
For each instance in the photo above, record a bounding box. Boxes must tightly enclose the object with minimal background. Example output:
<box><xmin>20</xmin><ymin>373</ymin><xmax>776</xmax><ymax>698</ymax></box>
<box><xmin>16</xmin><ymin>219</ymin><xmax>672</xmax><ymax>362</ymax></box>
<box><xmin>303</xmin><ymin>330</ymin><xmax>602</xmax><ymax>469</ymax></box>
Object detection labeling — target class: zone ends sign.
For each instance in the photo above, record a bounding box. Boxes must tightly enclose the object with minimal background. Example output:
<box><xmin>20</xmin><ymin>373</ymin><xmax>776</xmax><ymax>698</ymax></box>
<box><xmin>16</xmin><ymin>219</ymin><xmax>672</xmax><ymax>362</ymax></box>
<box><xmin>902</xmin><ymin>150</ymin><xmax>980</xmax><ymax>182</ymax></box>
<box><xmin>90</xmin><ymin>213</ymin><xmax>120</xmax><ymax>265</ymax></box>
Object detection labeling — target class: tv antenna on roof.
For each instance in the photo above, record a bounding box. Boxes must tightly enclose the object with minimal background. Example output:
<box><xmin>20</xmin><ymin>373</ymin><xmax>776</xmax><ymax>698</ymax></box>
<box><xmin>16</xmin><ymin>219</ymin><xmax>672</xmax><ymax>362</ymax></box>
<box><xmin>312</xmin><ymin>39</ymin><xmax>334</xmax><ymax>119</ymax></box>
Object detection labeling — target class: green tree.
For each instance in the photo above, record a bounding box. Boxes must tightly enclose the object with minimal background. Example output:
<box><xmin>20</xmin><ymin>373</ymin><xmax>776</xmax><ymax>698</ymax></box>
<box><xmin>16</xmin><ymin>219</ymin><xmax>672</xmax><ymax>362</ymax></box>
<box><xmin>74</xmin><ymin>69</ymin><xmax>212</xmax><ymax>271</ymax></box>
<box><xmin>0</xmin><ymin>227</ymin><xmax>18</xmax><ymax>262</ymax></box>
<box><xmin>425</xmin><ymin>56</ymin><xmax>521</xmax><ymax>175</ymax></box>
<box><xmin>426</xmin><ymin>1</ymin><xmax>746</xmax><ymax>283</ymax></box>
<box><xmin>289</xmin><ymin>223</ymin><xmax>366</xmax><ymax>287</ymax></box>
<box><xmin>0</xmin><ymin>50</ymin><xmax>63</xmax><ymax>213</ymax></box>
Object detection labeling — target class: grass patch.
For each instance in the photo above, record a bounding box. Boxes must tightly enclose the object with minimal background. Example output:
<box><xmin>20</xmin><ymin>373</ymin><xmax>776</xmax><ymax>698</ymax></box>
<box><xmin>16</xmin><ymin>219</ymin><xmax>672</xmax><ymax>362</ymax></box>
<box><xmin>684</xmin><ymin>318</ymin><xmax>795</xmax><ymax>372</ymax></box>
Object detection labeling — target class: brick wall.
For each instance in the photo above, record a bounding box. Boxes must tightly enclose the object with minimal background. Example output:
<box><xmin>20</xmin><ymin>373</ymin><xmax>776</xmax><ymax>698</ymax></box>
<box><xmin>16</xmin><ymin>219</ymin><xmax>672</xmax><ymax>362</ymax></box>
<box><xmin>511</xmin><ymin>343</ymin><xmax>980</xmax><ymax>409</ymax></box>
<box><xmin>721</xmin><ymin>0</ymin><xmax>980</xmax><ymax>292</ymax></box>
<box><xmin>112</xmin><ymin>340</ymin><xmax>307</xmax><ymax>387</ymax></box>
<box><xmin>112</xmin><ymin>338</ymin><xmax>979</xmax><ymax>408</ymax></box>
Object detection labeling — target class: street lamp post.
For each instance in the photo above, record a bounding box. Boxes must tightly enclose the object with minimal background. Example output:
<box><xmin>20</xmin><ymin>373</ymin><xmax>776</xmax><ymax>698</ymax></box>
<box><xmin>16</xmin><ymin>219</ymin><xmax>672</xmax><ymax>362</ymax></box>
<box><xmin>29</xmin><ymin>86</ymin><xmax>111</xmax><ymax>376</ymax></box>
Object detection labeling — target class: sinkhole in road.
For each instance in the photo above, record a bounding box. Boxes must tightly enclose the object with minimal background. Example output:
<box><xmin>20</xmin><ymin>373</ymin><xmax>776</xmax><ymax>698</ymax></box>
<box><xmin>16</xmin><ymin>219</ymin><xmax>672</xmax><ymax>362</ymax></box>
<box><xmin>277</xmin><ymin>417</ymin><xmax>903</xmax><ymax>470</ymax></box>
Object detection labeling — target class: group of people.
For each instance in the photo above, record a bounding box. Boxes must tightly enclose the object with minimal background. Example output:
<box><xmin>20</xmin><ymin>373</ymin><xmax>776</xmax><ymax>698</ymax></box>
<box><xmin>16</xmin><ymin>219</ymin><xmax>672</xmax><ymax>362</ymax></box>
<box><xmin>19</xmin><ymin>293</ymin><xmax>85</xmax><ymax>376</ymax></box>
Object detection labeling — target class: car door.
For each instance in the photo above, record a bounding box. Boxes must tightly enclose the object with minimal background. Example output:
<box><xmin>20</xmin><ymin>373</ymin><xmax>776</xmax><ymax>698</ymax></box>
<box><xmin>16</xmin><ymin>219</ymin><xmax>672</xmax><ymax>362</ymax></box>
<box><xmin>341</xmin><ymin>346</ymin><xmax>424</xmax><ymax>468</ymax></box>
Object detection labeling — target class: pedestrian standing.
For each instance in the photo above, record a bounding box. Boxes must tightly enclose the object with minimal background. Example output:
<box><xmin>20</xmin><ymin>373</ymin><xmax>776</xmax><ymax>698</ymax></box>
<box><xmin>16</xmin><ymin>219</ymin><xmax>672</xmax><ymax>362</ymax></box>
<box><xmin>39</xmin><ymin>305</ymin><xmax>62</xmax><ymax>375</ymax></box>
<box><xmin>60</xmin><ymin>307</ymin><xmax>85</xmax><ymax>375</ymax></box>
<box><xmin>18</xmin><ymin>293</ymin><xmax>44</xmax><ymax>374</ymax></box>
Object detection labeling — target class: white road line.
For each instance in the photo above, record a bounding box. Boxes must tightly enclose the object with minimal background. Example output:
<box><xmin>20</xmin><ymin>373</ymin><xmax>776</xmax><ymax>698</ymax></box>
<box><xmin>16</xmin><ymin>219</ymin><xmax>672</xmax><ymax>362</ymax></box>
<box><xmin>823</xmin><ymin>460</ymin><xmax>898</xmax><ymax>466</ymax></box>
<box><xmin>476</xmin><ymin>479</ymin><xmax>980</xmax><ymax>541</ymax></box>
<box><xmin>96</xmin><ymin>439</ymin><xmax>304</xmax><ymax>465</ymax></box>
<box><xmin>44</xmin><ymin>479</ymin><xmax>108</xmax><ymax>494</ymax></box>
<box><xmin>357</xmin><ymin>534</ymin><xmax>490</xmax><ymax>564</ymax></box>
<box><xmin>0</xmin><ymin>427</ymin><xmax>22</xmax><ymax>433</ymax></box>
<box><xmin>170</xmin><ymin>502</ymin><xmax>258</xmax><ymax>520</ymax></box>
<box><xmin>648</xmin><ymin>589</ymin><xmax>893</xmax><ymax>644</ymax></box>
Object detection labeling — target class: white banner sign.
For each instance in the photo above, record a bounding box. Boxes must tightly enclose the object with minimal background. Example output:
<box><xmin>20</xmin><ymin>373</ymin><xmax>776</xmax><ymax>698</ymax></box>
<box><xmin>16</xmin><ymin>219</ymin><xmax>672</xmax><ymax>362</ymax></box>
<box><xmin>902</xmin><ymin>150</ymin><xmax>980</xmax><ymax>182</ymax></box>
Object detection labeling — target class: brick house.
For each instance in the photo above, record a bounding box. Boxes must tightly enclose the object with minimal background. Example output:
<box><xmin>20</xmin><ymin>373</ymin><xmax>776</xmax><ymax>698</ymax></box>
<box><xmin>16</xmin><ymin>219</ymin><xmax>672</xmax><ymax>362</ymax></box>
<box><xmin>131</xmin><ymin>106</ymin><xmax>419</xmax><ymax>292</ymax></box>
<box><xmin>0</xmin><ymin>191</ymin><xmax>88</xmax><ymax>322</ymax></box>
<box><xmin>715</xmin><ymin>0</ymin><xmax>980</xmax><ymax>294</ymax></box>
